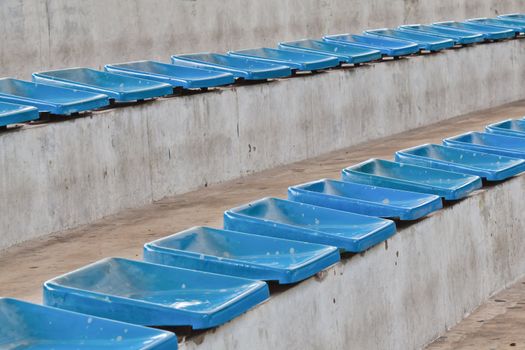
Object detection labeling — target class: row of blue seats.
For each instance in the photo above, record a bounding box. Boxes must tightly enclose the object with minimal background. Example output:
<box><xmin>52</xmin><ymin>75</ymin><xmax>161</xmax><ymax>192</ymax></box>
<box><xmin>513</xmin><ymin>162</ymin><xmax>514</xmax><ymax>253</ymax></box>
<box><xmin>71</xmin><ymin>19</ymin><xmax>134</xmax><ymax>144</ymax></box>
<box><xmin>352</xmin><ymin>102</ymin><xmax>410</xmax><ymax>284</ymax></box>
<box><xmin>2</xmin><ymin>117</ymin><xmax>524</xmax><ymax>348</ymax></box>
<box><xmin>1</xmin><ymin>14</ymin><xmax>525</xmax><ymax>129</ymax></box>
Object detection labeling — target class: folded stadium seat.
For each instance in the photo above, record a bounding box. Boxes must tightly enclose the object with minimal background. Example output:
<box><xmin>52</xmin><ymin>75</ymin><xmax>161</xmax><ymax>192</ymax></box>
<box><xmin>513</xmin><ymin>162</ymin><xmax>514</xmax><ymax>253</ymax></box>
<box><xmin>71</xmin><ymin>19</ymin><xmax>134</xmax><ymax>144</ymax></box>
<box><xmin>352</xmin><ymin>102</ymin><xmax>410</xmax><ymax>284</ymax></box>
<box><xmin>44</xmin><ymin>257</ymin><xmax>269</xmax><ymax>329</ymax></box>
<box><xmin>431</xmin><ymin>21</ymin><xmax>516</xmax><ymax>40</ymax></box>
<box><xmin>105</xmin><ymin>60</ymin><xmax>235</xmax><ymax>89</ymax></box>
<box><xmin>395</xmin><ymin>143</ymin><xmax>525</xmax><ymax>181</ymax></box>
<box><xmin>171</xmin><ymin>53</ymin><xmax>291</xmax><ymax>80</ymax></box>
<box><xmin>398</xmin><ymin>24</ymin><xmax>484</xmax><ymax>45</ymax></box>
<box><xmin>227</xmin><ymin>47</ymin><xmax>340</xmax><ymax>72</ymax></box>
<box><xmin>0</xmin><ymin>78</ymin><xmax>109</xmax><ymax>115</ymax></box>
<box><xmin>0</xmin><ymin>298</ymin><xmax>178</xmax><ymax>349</ymax></box>
<box><xmin>0</xmin><ymin>101</ymin><xmax>39</xmax><ymax>128</ymax></box>
<box><xmin>443</xmin><ymin>132</ymin><xmax>525</xmax><ymax>159</ymax></box>
<box><xmin>466</xmin><ymin>17</ymin><xmax>525</xmax><ymax>35</ymax></box>
<box><xmin>364</xmin><ymin>28</ymin><xmax>455</xmax><ymax>52</ymax></box>
<box><xmin>486</xmin><ymin>119</ymin><xmax>525</xmax><ymax>138</ymax></box>
<box><xmin>341</xmin><ymin>159</ymin><xmax>482</xmax><ymax>200</ymax></box>
<box><xmin>495</xmin><ymin>15</ymin><xmax>525</xmax><ymax>29</ymax></box>
<box><xmin>224</xmin><ymin>197</ymin><xmax>396</xmax><ymax>253</ymax></box>
<box><xmin>143</xmin><ymin>226</ymin><xmax>340</xmax><ymax>284</ymax></box>
<box><xmin>32</xmin><ymin>68</ymin><xmax>173</xmax><ymax>103</ymax></box>
<box><xmin>278</xmin><ymin>39</ymin><xmax>381</xmax><ymax>64</ymax></box>
<box><xmin>323</xmin><ymin>33</ymin><xmax>420</xmax><ymax>57</ymax></box>
<box><xmin>287</xmin><ymin>179</ymin><xmax>442</xmax><ymax>221</ymax></box>
<box><xmin>498</xmin><ymin>13</ymin><xmax>525</xmax><ymax>23</ymax></box>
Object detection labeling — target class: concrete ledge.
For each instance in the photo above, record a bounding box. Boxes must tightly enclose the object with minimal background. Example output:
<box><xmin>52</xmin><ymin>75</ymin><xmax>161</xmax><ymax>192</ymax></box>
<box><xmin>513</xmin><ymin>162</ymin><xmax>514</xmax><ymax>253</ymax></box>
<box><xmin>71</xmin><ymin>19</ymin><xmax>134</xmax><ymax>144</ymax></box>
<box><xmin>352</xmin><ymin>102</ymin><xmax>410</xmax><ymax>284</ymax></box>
<box><xmin>2</xmin><ymin>39</ymin><xmax>525</xmax><ymax>250</ymax></box>
<box><xmin>179</xmin><ymin>175</ymin><xmax>525</xmax><ymax>350</ymax></box>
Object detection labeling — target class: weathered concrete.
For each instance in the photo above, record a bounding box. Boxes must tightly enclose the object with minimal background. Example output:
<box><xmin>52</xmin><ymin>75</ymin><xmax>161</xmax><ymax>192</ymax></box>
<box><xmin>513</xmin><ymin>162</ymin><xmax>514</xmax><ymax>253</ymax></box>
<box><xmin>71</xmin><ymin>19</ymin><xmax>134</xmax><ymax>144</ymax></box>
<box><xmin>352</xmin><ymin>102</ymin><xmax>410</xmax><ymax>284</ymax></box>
<box><xmin>179</xmin><ymin>175</ymin><xmax>525</xmax><ymax>350</ymax></box>
<box><xmin>2</xmin><ymin>39</ymin><xmax>525</xmax><ymax>250</ymax></box>
<box><xmin>427</xmin><ymin>276</ymin><xmax>525</xmax><ymax>349</ymax></box>
<box><xmin>1</xmin><ymin>0</ymin><xmax>524</xmax><ymax>78</ymax></box>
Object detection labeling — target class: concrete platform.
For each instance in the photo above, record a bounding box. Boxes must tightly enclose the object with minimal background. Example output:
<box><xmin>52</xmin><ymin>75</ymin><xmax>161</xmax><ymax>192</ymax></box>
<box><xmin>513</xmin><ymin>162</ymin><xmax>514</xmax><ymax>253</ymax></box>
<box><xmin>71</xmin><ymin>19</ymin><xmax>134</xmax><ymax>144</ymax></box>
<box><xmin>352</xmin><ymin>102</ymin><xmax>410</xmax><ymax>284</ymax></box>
<box><xmin>3</xmin><ymin>38</ymin><xmax>525</xmax><ymax>251</ymax></box>
<box><xmin>1</xmin><ymin>101</ymin><xmax>524</xmax><ymax>349</ymax></box>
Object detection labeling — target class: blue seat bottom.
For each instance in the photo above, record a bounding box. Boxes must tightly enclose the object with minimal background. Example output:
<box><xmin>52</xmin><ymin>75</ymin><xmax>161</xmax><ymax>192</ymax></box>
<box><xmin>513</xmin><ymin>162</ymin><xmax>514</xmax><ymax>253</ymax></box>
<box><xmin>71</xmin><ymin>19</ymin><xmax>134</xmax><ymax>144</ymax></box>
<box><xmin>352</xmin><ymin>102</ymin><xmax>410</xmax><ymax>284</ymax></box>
<box><xmin>0</xmin><ymin>102</ymin><xmax>39</xmax><ymax>127</ymax></box>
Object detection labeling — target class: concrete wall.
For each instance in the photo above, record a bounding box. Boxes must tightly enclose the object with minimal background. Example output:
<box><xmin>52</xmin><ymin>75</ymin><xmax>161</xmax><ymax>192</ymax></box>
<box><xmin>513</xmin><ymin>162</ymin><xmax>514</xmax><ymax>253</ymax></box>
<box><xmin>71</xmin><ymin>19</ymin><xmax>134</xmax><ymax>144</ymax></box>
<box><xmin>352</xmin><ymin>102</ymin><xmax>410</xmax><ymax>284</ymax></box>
<box><xmin>1</xmin><ymin>0</ymin><xmax>524</xmax><ymax>78</ymax></box>
<box><xmin>2</xmin><ymin>39</ymin><xmax>525</xmax><ymax>251</ymax></box>
<box><xmin>179</xmin><ymin>175</ymin><xmax>525</xmax><ymax>350</ymax></box>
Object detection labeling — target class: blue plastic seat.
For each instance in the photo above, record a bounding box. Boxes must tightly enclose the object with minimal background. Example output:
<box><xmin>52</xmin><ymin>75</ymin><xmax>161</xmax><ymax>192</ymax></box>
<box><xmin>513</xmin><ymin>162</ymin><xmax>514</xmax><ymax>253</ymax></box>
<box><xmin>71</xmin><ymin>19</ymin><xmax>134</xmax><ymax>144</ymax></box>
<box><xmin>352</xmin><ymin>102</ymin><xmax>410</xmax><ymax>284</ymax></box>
<box><xmin>364</xmin><ymin>28</ymin><xmax>455</xmax><ymax>51</ymax></box>
<box><xmin>342</xmin><ymin>159</ymin><xmax>482</xmax><ymax>200</ymax></box>
<box><xmin>0</xmin><ymin>298</ymin><xmax>178</xmax><ymax>349</ymax></box>
<box><xmin>144</xmin><ymin>226</ymin><xmax>340</xmax><ymax>284</ymax></box>
<box><xmin>228</xmin><ymin>47</ymin><xmax>340</xmax><ymax>72</ymax></box>
<box><xmin>171</xmin><ymin>53</ymin><xmax>291</xmax><ymax>80</ymax></box>
<box><xmin>398</xmin><ymin>24</ymin><xmax>484</xmax><ymax>45</ymax></box>
<box><xmin>288</xmin><ymin>178</ymin><xmax>442</xmax><ymax>220</ymax></box>
<box><xmin>466</xmin><ymin>18</ymin><xmax>525</xmax><ymax>34</ymax></box>
<box><xmin>32</xmin><ymin>68</ymin><xmax>173</xmax><ymax>102</ymax></box>
<box><xmin>443</xmin><ymin>132</ymin><xmax>525</xmax><ymax>159</ymax></box>
<box><xmin>395</xmin><ymin>143</ymin><xmax>525</xmax><ymax>181</ymax></box>
<box><xmin>105</xmin><ymin>60</ymin><xmax>235</xmax><ymax>89</ymax></box>
<box><xmin>0</xmin><ymin>102</ymin><xmax>39</xmax><ymax>127</ymax></box>
<box><xmin>323</xmin><ymin>33</ymin><xmax>420</xmax><ymax>57</ymax></box>
<box><xmin>224</xmin><ymin>197</ymin><xmax>396</xmax><ymax>253</ymax></box>
<box><xmin>431</xmin><ymin>21</ymin><xmax>515</xmax><ymax>40</ymax></box>
<box><xmin>44</xmin><ymin>257</ymin><xmax>269</xmax><ymax>329</ymax></box>
<box><xmin>278</xmin><ymin>39</ymin><xmax>381</xmax><ymax>64</ymax></box>
<box><xmin>0</xmin><ymin>78</ymin><xmax>109</xmax><ymax>115</ymax></box>
<box><xmin>486</xmin><ymin>119</ymin><xmax>525</xmax><ymax>138</ymax></box>
<box><xmin>498</xmin><ymin>14</ymin><xmax>525</xmax><ymax>23</ymax></box>
<box><xmin>495</xmin><ymin>16</ymin><xmax>525</xmax><ymax>28</ymax></box>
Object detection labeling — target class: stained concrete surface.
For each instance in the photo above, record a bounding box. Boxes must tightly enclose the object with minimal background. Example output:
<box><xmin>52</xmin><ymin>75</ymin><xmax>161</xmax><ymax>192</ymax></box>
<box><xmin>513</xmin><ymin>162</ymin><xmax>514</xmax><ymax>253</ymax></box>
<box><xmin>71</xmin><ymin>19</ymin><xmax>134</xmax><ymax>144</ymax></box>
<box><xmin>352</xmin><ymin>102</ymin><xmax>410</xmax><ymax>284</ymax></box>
<box><xmin>0</xmin><ymin>99</ymin><xmax>524</xmax><ymax>304</ymax></box>
<box><xmin>427</xmin><ymin>277</ymin><xmax>525</xmax><ymax>350</ymax></box>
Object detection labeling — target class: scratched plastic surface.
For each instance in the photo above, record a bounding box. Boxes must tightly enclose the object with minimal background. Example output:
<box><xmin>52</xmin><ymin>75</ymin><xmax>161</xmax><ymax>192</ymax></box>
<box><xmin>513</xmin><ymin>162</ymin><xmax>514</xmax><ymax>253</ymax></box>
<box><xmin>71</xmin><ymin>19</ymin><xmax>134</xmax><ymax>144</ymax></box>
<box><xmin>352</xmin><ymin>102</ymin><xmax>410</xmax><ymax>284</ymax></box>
<box><xmin>144</xmin><ymin>226</ymin><xmax>340</xmax><ymax>284</ymax></box>
<box><xmin>105</xmin><ymin>60</ymin><xmax>235</xmax><ymax>89</ymax></box>
<box><xmin>0</xmin><ymin>298</ymin><xmax>178</xmax><ymax>349</ymax></box>
<box><xmin>341</xmin><ymin>159</ymin><xmax>482</xmax><ymax>200</ymax></box>
<box><xmin>228</xmin><ymin>47</ymin><xmax>340</xmax><ymax>71</ymax></box>
<box><xmin>443</xmin><ymin>132</ymin><xmax>525</xmax><ymax>159</ymax></box>
<box><xmin>278</xmin><ymin>39</ymin><xmax>381</xmax><ymax>64</ymax></box>
<box><xmin>466</xmin><ymin>18</ymin><xmax>525</xmax><ymax>34</ymax></box>
<box><xmin>224</xmin><ymin>197</ymin><xmax>396</xmax><ymax>253</ymax></box>
<box><xmin>323</xmin><ymin>33</ymin><xmax>420</xmax><ymax>56</ymax></box>
<box><xmin>0</xmin><ymin>102</ymin><xmax>38</xmax><ymax>127</ymax></box>
<box><xmin>364</xmin><ymin>28</ymin><xmax>454</xmax><ymax>51</ymax></box>
<box><xmin>288</xmin><ymin>178</ymin><xmax>442</xmax><ymax>220</ymax></box>
<box><xmin>398</xmin><ymin>24</ymin><xmax>484</xmax><ymax>44</ymax></box>
<box><xmin>395</xmin><ymin>143</ymin><xmax>525</xmax><ymax>181</ymax></box>
<box><xmin>32</xmin><ymin>68</ymin><xmax>173</xmax><ymax>102</ymax></box>
<box><xmin>44</xmin><ymin>258</ymin><xmax>269</xmax><ymax>329</ymax></box>
<box><xmin>171</xmin><ymin>53</ymin><xmax>291</xmax><ymax>80</ymax></box>
<box><xmin>486</xmin><ymin>119</ymin><xmax>525</xmax><ymax>138</ymax></box>
<box><xmin>431</xmin><ymin>21</ymin><xmax>515</xmax><ymax>40</ymax></box>
<box><xmin>0</xmin><ymin>78</ymin><xmax>109</xmax><ymax>115</ymax></box>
